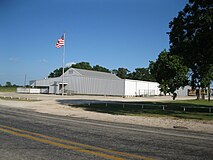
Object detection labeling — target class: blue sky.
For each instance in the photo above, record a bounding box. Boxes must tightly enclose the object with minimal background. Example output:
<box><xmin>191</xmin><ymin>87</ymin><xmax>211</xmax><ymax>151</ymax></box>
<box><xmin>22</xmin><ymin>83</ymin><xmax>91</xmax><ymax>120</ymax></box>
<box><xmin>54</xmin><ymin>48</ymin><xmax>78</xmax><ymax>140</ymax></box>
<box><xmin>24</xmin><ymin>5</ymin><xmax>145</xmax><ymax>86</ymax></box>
<box><xmin>0</xmin><ymin>0</ymin><xmax>189</xmax><ymax>85</ymax></box>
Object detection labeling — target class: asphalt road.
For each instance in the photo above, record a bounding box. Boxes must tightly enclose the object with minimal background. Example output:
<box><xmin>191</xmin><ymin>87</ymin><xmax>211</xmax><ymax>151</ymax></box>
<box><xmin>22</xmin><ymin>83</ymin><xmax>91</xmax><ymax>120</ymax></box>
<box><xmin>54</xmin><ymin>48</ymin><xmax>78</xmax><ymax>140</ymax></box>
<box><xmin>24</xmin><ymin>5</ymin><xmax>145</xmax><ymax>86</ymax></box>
<box><xmin>0</xmin><ymin>105</ymin><xmax>213</xmax><ymax>160</ymax></box>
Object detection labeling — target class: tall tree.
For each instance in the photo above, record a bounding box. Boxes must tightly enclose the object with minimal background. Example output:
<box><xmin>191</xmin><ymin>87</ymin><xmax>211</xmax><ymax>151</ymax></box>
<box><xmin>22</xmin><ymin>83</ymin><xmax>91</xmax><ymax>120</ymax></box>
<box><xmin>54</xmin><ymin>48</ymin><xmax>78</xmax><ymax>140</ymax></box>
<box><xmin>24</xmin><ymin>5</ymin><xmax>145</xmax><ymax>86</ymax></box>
<box><xmin>48</xmin><ymin>67</ymin><xmax>69</xmax><ymax>78</ymax></box>
<box><xmin>71</xmin><ymin>62</ymin><xmax>93</xmax><ymax>70</ymax></box>
<box><xmin>5</xmin><ymin>82</ymin><xmax>12</xmax><ymax>87</ymax></box>
<box><xmin>129</xmin><ymin>68</ymin><xmax>155</xmax><ymax>81</ymax></box>
<box><xmin>112</xmin><ymin>68</ymin><xmax>130</xmax><ymax>79</ymax></box>
<box><xmin>169</xmin><ymin>0</ymin><xmax>213</xmax><ymax>99</ymax></box>
<box><xmin>150</xmin><ymin>50</ymin><xmax>189</xmax><ymax>95</ymax></box>
<box><xmin>48</xmin><ymin>62</ymin><xmax>111</xmax><ymax>78</ymax></box>
<box><xmin>93</xmin><ymin>65</ymin><xmax>110</xmax><ymax>73</ymax></box>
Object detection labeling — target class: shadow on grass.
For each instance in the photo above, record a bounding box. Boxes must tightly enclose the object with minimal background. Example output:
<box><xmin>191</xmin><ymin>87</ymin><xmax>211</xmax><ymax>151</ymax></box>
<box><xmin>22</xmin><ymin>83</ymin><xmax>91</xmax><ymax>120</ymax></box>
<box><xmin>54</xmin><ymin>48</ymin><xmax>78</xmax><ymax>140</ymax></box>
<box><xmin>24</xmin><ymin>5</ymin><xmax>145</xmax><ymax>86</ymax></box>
<box><xmin>56</xmin><ymin>99</ymin><xmax>213</xmax><ymax>120</ymax></box>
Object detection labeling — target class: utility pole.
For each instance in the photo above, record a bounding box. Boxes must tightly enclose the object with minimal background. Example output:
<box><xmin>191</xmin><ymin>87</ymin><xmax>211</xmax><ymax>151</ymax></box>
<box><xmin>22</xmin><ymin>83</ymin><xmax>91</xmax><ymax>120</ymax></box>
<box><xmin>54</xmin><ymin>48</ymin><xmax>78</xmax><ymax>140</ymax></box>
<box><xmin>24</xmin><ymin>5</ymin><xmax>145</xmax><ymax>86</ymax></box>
<box><xmin>24</xmin><ymin>74</ymin><xmax>26</xmax><ymax>88</ymax></box>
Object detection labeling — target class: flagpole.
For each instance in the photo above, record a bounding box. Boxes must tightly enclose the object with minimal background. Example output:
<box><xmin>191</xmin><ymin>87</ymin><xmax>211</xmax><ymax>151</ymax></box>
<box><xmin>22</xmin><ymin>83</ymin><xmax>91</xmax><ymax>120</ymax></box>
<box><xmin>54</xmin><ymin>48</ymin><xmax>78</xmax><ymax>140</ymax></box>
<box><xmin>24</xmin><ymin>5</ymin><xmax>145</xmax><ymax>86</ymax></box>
<box><xmin>62</xmin><ymin>33</ymin><xmax>65</xmax><ymax>96</ymax></box>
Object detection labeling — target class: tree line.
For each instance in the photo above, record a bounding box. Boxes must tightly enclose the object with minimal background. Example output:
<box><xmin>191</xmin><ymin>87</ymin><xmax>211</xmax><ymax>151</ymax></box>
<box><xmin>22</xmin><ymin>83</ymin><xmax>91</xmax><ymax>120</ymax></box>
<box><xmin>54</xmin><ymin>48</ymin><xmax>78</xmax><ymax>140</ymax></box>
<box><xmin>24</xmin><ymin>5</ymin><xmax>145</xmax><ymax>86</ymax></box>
<box><xmin>49</xmin><ymin>0</ymin><xmax>213</xmax><ymax>100</ymax></box>
<box><xmin>48</xmin><ymin>61</ymin><xmax>156</xmax><ymax>82</ymax></box>
<box><xmin>0</xmin><ymin>82</ymin><xmax>18</xmax><ymax>87</ymax></box>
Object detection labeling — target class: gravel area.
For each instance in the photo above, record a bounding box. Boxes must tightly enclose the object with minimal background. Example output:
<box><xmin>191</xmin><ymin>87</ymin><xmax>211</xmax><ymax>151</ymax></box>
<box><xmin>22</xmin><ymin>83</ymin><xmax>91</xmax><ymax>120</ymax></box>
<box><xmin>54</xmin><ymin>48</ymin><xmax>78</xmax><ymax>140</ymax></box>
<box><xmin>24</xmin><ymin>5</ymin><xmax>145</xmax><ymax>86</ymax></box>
<box><xmin>0</xmin><ymin>92</ymin><xmax>213</xmax><ymax>134</ymax></box>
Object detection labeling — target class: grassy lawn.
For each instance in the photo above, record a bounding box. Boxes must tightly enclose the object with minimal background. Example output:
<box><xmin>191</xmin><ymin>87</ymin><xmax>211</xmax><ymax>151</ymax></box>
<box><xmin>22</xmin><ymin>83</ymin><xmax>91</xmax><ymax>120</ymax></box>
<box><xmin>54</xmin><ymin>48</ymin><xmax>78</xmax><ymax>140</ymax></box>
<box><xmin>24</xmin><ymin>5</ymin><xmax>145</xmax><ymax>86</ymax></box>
<box><xmin>73</xmin><ymin>99</ymin><xmax>213</xmax><ymax>120</ymax></box>
<box><xmin>170</xmin><ymin>99</ymin><xmax>213</xmax><ymax>106</ymax></box>
<box><xmin>0</xmin><ymin>87</ymin><xmax>17</xmax><ymax>92</ymax></box>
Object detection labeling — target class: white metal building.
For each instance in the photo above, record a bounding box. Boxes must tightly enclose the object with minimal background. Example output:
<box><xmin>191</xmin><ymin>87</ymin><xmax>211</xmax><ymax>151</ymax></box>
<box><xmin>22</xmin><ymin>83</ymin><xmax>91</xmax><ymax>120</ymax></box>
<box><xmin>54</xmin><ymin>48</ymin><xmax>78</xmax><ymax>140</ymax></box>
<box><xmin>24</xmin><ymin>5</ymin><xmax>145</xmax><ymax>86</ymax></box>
<box><xmin>30</xmin><ymin>68</ymin><xmax>124</xmax><ymax>96</ymax></box>
<box><xmin>124</xmin><ymin>79</ymin><xmax>160</xmax><ymax>96</ymax></box>
<box><xmin>29</xmin><ymin>68</ymin><xmax>188</xmax><ymax>97</ymax></box>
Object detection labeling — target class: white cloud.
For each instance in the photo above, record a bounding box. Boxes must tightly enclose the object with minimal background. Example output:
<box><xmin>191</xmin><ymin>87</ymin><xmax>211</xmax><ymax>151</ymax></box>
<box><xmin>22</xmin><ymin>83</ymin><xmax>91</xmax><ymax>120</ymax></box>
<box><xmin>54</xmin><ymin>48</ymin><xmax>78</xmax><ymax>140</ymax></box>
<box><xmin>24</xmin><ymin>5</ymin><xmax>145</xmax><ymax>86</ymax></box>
<box><xmin>40</xmin><ymin>58</ymin><xmax>47</xmax><ymax>63</ymax></box>
<box><xmin>66</xmin><ymin>61</ymin><xmax>76</xmax><ymax>67</ymax></box>
<box><xmin>9</xmin><ymin>57</ymin><xmax>17</xmax><ymax>62</ymax></box>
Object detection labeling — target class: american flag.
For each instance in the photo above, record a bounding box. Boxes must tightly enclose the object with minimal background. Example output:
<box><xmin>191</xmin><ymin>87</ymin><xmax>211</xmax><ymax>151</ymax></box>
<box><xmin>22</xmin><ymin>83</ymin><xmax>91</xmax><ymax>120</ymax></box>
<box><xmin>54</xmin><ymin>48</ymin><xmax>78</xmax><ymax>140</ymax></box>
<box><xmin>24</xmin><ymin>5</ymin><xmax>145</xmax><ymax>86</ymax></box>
<box><xmin>55</xmin><ymin>35</ymin><xmax>64</xmax><ymax>48</ymax></box>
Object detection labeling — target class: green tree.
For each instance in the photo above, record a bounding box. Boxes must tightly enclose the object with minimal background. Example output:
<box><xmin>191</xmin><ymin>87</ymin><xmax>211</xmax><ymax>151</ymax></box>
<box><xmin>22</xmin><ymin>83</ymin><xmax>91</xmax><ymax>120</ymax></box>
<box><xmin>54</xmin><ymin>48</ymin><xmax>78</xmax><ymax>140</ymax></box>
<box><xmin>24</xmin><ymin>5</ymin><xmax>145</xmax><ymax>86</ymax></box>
<box><xmin>48</xmin><ymin>72</ymin><xmax>55</xmax><ymax>78</ymax></box>
<box><xmin>93</xmin><ymin>65</ymin><xmax>110</xmax><ymax>73</ymax></box>
<box><xmin>129</xmin><ymin>68</ymin><xmax>155</xmax><ymax>81</ymax></box>
<box><xmin>5</xmin><ymin>81</ymin><xmax>12</xmax><ymax>87</ymax></box>
<box><xmin>71</xmin><ymin>62</ymin><xmax>92</xmax><ymax>70</ymax></box>
<box><xmin>48</xmin><ymin>62</ymin><xmax>111</xmax><ymax>78</ymax></box>
<box><xmin>112</xmin><ymin>68</ymin><xmax>130</xmax><ymax>79</ymax></box>
<box><xmin>150</xmin><ymin>50</ymin><xmax>189</xmax><ymax>95</ymax></box>
<box><xmin>168</xmin><ymin>0</ymin><xmax>213</xmax><ymax>99</ymax></box>
<box><xmin>48</xmin><ymin>67</ymin><xmax>69</xmax><ymax>78</ymax></box>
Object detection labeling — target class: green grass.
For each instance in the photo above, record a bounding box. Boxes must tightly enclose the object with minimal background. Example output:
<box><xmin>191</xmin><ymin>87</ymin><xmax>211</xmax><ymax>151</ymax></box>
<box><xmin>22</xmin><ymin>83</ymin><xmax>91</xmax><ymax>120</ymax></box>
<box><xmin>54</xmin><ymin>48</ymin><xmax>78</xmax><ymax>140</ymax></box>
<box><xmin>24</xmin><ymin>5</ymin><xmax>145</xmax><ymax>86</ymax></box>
<box><xmin>170</xmin><ymin>99</ymin><xmax>213</xmax><ymax>106</ymax></box>
<box><xmin>0</xmin><ymin>87</ymin><xmax>17</xmax><ymax>92</ymax></box>
<box><xmin>72</xmin><ymin>99</ymin><xmax>213</xmax><ymax>120</ymax></box>
<box><xmin>136</xmin><ymin>110</ymin><xmax>213</xmax><ymax>120</ymax></box>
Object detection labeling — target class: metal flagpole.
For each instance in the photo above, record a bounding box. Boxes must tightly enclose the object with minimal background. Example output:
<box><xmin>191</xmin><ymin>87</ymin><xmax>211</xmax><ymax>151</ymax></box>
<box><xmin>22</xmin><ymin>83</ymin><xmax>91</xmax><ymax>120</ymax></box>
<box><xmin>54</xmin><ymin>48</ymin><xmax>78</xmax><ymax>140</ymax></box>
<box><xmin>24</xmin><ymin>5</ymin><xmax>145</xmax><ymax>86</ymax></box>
<box><xmin>62</xmin><ymin>33</ymin><xmax>65</xmax><ymax>96</ymax></box>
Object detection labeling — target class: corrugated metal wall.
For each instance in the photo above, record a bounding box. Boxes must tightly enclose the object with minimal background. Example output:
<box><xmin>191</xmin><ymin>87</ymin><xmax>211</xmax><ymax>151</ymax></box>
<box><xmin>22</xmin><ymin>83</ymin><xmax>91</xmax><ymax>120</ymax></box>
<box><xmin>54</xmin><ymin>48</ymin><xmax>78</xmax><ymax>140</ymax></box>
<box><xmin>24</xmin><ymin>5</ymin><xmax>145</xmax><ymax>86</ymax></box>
<box><xmin>32</xmin><ymin>76</ymin><xmax>189</xmax><ymax>97</ymax></box>
<box><xmin>64</xmin><ymin>76</ymin><xmax>124</xmax><ymax>96</ymax></box>
<box><xmin>124</xmin><ymin>79</ymin><xmax>160</xmax><ymax>96</ymax></box>
<box><xmin>32</xmin><ymin>77</ymin><xmax>61</xmax><ymax>87</ymax></box>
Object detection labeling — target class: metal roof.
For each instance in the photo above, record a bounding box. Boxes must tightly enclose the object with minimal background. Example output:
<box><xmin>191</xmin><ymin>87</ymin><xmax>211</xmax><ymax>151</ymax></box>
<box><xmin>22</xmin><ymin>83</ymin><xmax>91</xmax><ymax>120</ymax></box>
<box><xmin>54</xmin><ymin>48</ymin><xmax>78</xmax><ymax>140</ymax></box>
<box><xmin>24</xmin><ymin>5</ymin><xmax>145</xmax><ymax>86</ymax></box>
<box><xmin>65</xmin><ymin>68</ymin><xmax>121</xmax><ymax>80</ymax></box>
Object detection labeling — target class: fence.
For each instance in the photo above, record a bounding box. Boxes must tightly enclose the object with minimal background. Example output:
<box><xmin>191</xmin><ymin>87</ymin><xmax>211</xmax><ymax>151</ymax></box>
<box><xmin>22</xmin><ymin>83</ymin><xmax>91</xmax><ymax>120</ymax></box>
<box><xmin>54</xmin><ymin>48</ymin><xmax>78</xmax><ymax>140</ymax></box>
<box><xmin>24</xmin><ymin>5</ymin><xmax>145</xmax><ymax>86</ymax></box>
<box><xmin>0</xmin><ymin>96</ymin><xmax>40</xmax><ymax>101</ymax></box>
<box><xmin>17</xmin><ymin>87</ymin><xmax>48</xmax><ymax>94</ymax></box>
<box><xmin>86</xmin><ymin>102</ymin><xmax>213</xmax><ymax>113</ymax></box>
<box><xmin>138</xmin><ymin>90</ymin><xmax>155</xmax><ymax>97</ymax></box>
